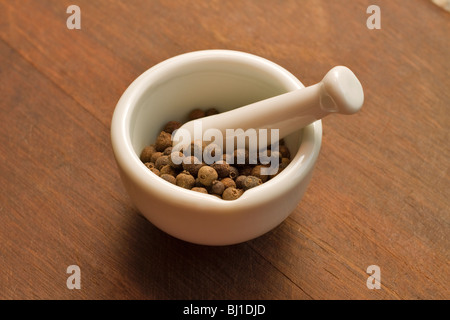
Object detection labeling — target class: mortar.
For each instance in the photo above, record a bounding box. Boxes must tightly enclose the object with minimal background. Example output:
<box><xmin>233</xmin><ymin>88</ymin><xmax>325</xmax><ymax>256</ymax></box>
<box><xmin>111</xmin><ymin>50</ymin><xmax>322</xmax><ymax>245</ymax></box>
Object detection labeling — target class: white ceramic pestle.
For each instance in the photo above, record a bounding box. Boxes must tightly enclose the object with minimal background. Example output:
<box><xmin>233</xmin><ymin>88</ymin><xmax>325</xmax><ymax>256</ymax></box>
<box><xmin>173</xmin><ymin>66</ymin><xmax>364</xmax><ymax>147</ymax></box>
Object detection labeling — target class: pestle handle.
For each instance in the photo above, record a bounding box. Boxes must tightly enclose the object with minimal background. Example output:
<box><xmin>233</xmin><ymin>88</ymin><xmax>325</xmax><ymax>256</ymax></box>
<box><xmin>173</xmin><ymin>66</ymin><xmax>364</xmax><ymax>147</ymax></box>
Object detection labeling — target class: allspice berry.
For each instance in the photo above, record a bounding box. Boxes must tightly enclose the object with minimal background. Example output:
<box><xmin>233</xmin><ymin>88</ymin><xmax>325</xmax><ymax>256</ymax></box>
<box><xmin>155</xmin><ymin>131</ymin><xmax>172</xmax><ymax>152</ymax></box>
<box><xmin>243</xmin><ymin>176</ymin><xmax>262</xmax><ymax>190</ymax></box>
<box><xmin>150</xmin><ymin>152</ymin><xmax>163</xmax><ymax>164</ymax></box>
<box><xmin>182</xmin><ymin>156</ymin><xmax>204</xmax><ymax>177</ymax></box>
<box><xmin>194</xmin><ymin>177</ymin><xmax>204</xmax><ymax>188</ymax></box>
<box><xmin>149</xmin><ymin>168</ymin><xmax>160</xmax><ymax>176</ymax></box>
<box><xmin>222</xmin><ymin>187</ymin><xmax>244</xmax><ymax>201</ymax></box>
<box><xmin>269</xmin><ymin>150</ymin><xmax>283</xmax><ymax>160</ymax></box>
<box><xmin>191</xmin><ymin>187</ymin><xmax>208</xmax><ymax>194</ymax></box>
<box><xmin>168</xmin><ymin>151</ymin><xmax>184</xmax><ymax>170</ymax></box>
<box><xmin>155</xmin><ymin>155</ymin><xmax>170</xmax><ymax>170</ymax></box>
<box><xmin>279</xmin><ymin>145</ymin><xmax>291</xmax><ymax>159</ymax></box>
<box><xmin>259</xmin><ymin>149</ymin><xmax>282</xmax><ymax>163</ymax></box>
<box><xmin>176</xmin><ymin>171</ymin><xmax>195</xmax><ymax>189</ymax></box>
<box><xmin>211</xmin><ymin>160</ymin><xmax>230</xmax><ymax>178</ymax></box>
<box><xmin>239</xmin><ymin>166</ymin><xmax>253</xmax><ymax>176</ymax></box>
<box><xmin>197</xmin><ymin>166</ymin><xmax>218</xmax><ymax>187</ymax></box>
<box><xmin>251</xmin><ymin>165</ymin><xmax>269</xmax><ymax>183</ymax></box>
<box><xmin>270</xmin><ymin>158</ymin><xmax>291</xmax><ymax>179</ymax></box>
<box><xmin>160</xmin><ymin>174</ymin><xmax>176</xmax><ymax>184</ymax></box>
<box><xmin>210</xmin><ymin>180</ymin><xmax>225</xmax><ymax>195</ymax></box>
<box><xmin>281</xmin><ymin>157</ymin><xmax>290</xmax><ymax>167</ymax></box>
<box><xmin>163</xmin><ymin>146</ymin><xmax>173</xmax><ymax>156</ymax></box>
<box><xmin>221</xmin><ymin>177</ymin><xmax>236</xmax><ymax>189</ymax></box>
<box><xmin>140</xmin><ymin>145</ymin><xmax>156</xmax><ymax>163</ymax></box>
<box><xmin>235</xmin><ymin>175</ymin><xmax>247</xmax><ymax>189</ymax></box>
<box><xmin>160</xmin><ymin>164</ymin><xmax>177</xmax><ymax>176</ymax></box>
<box><xmin>188</xmin><ymin>109</ymin><xmax>205</xmax><ymax>120</ymax></box>
<box><xmin>229</xmin><ymin>166</ymin><xmax>239</xmax><ymax>180</ymax></box>
<box><xmin>205</xmin><ymin>108</ymin><xmax>219</xmax><ymax>116</ymax></box>
<box><xmin>163</xmin><ymin>121</ymin><xmax>182</xmax><ymax>134</ymax></box>
<box><xmin>144</xmin><ymin>162</ymin><xmax>155</xmax><ymax>170</ymax></box>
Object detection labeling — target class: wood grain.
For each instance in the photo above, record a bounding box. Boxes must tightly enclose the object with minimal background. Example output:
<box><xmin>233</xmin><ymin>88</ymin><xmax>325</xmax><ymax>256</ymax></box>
<box><xmin>0</xmin><ymin>0</ymin><xmax>448</xmax><ymax>299</ymax></box>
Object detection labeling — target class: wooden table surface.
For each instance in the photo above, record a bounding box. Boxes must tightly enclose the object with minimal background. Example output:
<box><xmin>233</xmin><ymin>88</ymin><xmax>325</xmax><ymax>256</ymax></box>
<box><xmin>1</xmin><ymin>0</ymin><xmax>449</xmax><ymax>300</ymax></box>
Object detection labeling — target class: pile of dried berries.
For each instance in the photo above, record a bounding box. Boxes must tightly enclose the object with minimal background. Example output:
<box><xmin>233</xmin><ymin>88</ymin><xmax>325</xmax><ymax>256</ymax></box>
<box><xmin>139</xmin><ymin>108</ymin><xmax>291</xmax><ymax>200</ymax></box>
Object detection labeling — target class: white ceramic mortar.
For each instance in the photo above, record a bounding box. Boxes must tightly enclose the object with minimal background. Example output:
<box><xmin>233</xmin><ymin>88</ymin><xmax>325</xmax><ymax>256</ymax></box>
<box><xmin>111</xmin><ymin>50</ymin><xmax>322</xmax><ymax>245</ymax></box>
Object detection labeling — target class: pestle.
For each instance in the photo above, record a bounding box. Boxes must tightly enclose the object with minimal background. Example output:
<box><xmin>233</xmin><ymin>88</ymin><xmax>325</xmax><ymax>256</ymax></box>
<box><xmin>172</xmin><ymin>66</ymin><xmax>364</xmax><ymax>148</ymax></box>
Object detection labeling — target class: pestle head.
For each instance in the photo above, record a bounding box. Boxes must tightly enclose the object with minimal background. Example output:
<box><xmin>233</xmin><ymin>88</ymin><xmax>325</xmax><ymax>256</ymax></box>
<box><xmin>321</xmin><ymin>66</ymin><xmax>364</xmax><ymax>115</ymax></box>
